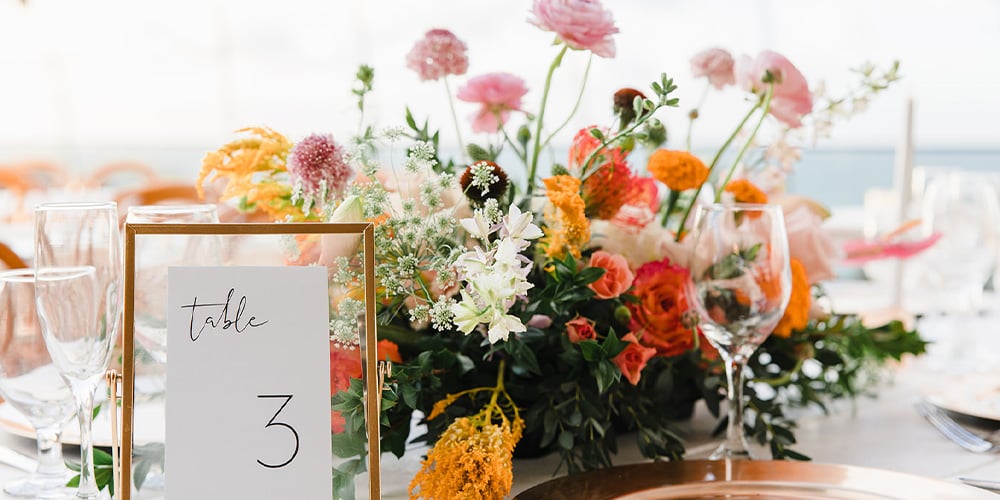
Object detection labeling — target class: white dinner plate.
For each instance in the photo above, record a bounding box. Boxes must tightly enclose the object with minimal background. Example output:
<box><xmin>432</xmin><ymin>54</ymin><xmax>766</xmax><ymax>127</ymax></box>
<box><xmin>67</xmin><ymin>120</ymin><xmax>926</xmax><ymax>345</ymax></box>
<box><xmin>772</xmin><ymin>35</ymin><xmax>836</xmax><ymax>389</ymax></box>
<box><xmin>0</xmin><ymin>399</ymin><xmax>165</xmax><ymax>447</ymax></box>
<box><xmin>923</xmin><ymin>372</ymin><xmax>1000</xmax><ymax>422</ymax></box>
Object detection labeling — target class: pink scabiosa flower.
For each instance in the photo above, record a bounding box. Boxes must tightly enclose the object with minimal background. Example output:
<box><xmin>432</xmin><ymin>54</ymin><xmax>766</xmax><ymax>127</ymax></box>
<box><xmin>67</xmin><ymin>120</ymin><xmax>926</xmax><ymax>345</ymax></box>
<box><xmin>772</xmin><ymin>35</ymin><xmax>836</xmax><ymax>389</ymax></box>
<box><xmin>736</xmin><ymin>50</ymin><xmax>813</xmax><ymax>128</ymax></box>
<box><xmin>456</xmin><ymin>73</ymin><xmax>529</xmax><ymax>133</ymax></box>
<box><xmin>287</xmin><ymin>133</ymin><xmax>352</xmax><ymax>205</ymax></box>
<box><xmin>690</xmin><ymin>47</ymin><xmax>736</xmax><ymax>90</ymax></box>
<box><xmin>406</xmin><ymin>29</ymin><xmax>469</xmax><ymax>81</ymax></box>
<box><xmin>529</xmin><ymin>0</ymin><xmax>619</xmax><ymax>58</ymax></box>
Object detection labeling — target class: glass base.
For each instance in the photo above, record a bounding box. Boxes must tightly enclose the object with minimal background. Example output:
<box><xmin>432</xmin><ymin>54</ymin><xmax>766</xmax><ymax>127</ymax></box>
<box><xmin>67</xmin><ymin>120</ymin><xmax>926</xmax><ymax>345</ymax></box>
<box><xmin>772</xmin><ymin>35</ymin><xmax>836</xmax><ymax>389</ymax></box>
<box><xmin>5</xmin><ymin>471</ymin><xmax>76</xmax><ymax>499</ymax></box>
<box><xmin>708</xmin><ymin>441</ymin><xmax>753</xmax><ymax>461</ymax></box>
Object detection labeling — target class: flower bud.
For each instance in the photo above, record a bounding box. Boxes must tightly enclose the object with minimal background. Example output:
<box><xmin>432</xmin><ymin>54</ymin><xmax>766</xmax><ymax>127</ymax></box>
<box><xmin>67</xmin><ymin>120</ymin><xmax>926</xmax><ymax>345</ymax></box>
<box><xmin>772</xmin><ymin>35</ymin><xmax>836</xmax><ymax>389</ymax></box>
<box><xmin>614</xmin><ymin>305</ymin><xmax>632</xmax><ymax>324</ymax></box>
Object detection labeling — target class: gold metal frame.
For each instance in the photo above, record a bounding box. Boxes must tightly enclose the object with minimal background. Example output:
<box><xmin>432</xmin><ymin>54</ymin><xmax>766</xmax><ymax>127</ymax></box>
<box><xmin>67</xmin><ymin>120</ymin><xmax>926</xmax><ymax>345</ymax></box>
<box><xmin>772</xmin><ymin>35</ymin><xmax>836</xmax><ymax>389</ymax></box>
<box><xmin>116</xmin><ymin>222</ymin><xmax>380</xmax><ymax>500</ymax></box>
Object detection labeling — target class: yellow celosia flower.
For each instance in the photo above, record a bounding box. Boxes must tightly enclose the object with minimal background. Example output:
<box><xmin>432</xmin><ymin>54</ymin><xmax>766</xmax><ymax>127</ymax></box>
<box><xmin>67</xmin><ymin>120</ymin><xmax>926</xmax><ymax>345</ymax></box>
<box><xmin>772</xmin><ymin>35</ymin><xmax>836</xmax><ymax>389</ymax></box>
<box><xmin>541</xmin><ymin>175</ymin><xmax>590</xmax><ymax>259</ymax></box>
<box><xmin>196</xmin><ymin>127</ymin><xmax>308</xmax><ymax>221</ymax></box>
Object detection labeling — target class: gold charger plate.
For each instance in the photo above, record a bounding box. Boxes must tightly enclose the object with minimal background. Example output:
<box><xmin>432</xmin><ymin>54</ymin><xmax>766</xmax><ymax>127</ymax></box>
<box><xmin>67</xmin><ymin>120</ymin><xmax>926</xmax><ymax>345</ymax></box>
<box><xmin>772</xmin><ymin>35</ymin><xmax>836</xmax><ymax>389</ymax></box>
<box><xmin>513</xmin><ymin>460</ymin><xmax>994</xmax><ymax>500</ymax></box>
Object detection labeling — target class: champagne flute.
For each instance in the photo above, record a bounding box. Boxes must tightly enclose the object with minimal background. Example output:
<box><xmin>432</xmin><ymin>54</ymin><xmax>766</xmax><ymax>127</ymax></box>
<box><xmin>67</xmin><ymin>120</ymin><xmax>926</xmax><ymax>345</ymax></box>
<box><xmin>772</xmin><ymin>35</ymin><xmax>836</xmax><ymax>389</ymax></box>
<box><xmin>687</xmin><ymin>203</ymin><xmax>791</xmax><ymax>460</ymax></box>
<box><xmin>0</xmin><ymin>269</ymin><xmax>76</xmax><ymax>499</ymax></box>
<box><xmin>34</xmin><ymin>202</ymin><xmax>122</xmax><ymax>499</ymax></box>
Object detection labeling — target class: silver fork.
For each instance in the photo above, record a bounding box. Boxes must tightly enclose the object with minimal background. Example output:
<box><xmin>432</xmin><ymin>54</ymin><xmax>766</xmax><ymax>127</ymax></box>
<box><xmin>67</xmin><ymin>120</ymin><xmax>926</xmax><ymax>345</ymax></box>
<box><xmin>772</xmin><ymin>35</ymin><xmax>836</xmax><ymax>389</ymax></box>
<box><xmin>915</xmin><ymin>401</ymin><xmax>994</xmax><ymax>453</ymax></box>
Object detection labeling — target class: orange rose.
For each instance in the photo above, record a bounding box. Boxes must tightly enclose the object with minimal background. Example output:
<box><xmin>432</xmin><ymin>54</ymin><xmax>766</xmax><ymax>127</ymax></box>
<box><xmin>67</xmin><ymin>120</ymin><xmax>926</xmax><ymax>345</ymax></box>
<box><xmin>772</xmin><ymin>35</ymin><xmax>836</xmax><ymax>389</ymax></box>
<box><xmin>612</xmin><ymin>333</ymin><xmax>657</xmax><ymax>385</ymax></box>
<box><xmin>627</xmin><ymin>258</ymin><xmax>698</xmax><ymax>358</ymax></box>
<box><xmin>773</xmin><ymin>259</ymin><xmax>810</xmax><ymax>338</ymax></box>
<box><xmin>647</xmin><ymin>149</ymin><xmax>709</xmax><ymax>192</ymax></box>
<box><xmin>588</xmin><ymin>251</ymin><xmax>634</xmax><ymax>299</ymax></box>
<box><xmin>565</xmin><ymin>316</ymin><xmax>598</xmax><ymax>343</ymax></box>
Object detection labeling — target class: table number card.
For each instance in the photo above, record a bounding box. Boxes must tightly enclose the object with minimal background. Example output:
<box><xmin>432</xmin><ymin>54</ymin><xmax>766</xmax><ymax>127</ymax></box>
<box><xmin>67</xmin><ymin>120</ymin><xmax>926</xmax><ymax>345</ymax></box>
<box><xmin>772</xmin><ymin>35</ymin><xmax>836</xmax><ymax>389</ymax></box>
<box><xmin>166</xmin><ymin>266</ymin><xmax>333</xmax><ymax>499</ymax></box>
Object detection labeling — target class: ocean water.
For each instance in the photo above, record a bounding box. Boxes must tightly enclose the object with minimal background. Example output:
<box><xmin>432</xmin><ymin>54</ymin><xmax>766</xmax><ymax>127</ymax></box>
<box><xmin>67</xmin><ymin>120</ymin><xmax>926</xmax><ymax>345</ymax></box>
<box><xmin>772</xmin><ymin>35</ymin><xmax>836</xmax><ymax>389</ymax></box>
<box><xmin>3</xmin><ymin>147</ymin><xmax>999</xmax><ymax>208</ymax></box>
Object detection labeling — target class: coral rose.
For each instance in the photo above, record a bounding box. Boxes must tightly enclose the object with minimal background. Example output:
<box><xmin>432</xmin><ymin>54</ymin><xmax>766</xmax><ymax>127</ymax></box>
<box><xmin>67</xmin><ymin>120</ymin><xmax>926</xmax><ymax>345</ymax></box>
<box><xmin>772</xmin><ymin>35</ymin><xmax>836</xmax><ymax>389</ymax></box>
<box><xmin>773</xmin><ymin>259</ymin><xmax>810</xmax><ymax>337</ymax></box>
<box><xmin>406</xmin><ymin>29</ymin><xmax>469</xmax><ymax>81</ymax></box>
<box><xmin>647</xmin><ymin>149</ymin><xmax>710</xmax><ymax>192</ymax></box>
<box><xmin>457</xmin><ymin>72</ymin><xmax>529</xmax><ymax>133</ymax></box>
<box><xmin>528</xmin><ymin>0</ymin><xmax>619</xmax><ymax>58</ymax></box>
<box><xmin>565</xmin><ymin>316</ymin><xmax>598</xmax><ymax>343</ymax></box>
<box><xmin>627</xmin><ymin>258</ymin><xmax>698</xmax><ymax>357</ymax></box>
<box><xmin>612</xmin><ymin>333</ymin><xmax>657</xmax><ymax>385</ymax></box>
<box><xmin>736</xmin><ymin>50</ymin><xmax>813</xmax><ymax>128</ymax></box>
<box><xmin>691</xmin><ymin>47</ymin><xmax>736</xmax><ymax>90</ymax></box>
<box><xmin>588</xmin><ymin>250</ymin><xmax>634</xmax><ymax>299</ymax></box>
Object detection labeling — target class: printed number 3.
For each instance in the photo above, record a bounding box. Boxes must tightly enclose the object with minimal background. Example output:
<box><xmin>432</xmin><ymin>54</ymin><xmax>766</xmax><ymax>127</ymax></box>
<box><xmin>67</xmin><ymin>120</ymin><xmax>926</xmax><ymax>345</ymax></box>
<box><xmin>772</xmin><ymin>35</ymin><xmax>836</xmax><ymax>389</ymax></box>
<box><xmin>257</xmin><ymin>394</ymin><xmax>299</xmax><ymax>468</ymax></box>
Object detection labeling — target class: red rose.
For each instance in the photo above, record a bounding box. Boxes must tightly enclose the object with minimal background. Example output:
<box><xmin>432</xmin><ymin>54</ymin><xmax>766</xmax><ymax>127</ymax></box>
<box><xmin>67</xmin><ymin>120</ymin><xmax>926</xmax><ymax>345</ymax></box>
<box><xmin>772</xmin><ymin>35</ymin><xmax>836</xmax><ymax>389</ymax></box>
<box><xmin>627</xmin><ymin>258</ymin><xmax>698</xmax><ymax>358</ymax></box>
<box><xmin>565</xmin><ymin>316</ymin><xmax>598</xmax><ymax>343</ymax></box>
<box><xmin>612</xmin><ymin>333</ymin><xmax>656</xmax><ymax>385</ymax></box>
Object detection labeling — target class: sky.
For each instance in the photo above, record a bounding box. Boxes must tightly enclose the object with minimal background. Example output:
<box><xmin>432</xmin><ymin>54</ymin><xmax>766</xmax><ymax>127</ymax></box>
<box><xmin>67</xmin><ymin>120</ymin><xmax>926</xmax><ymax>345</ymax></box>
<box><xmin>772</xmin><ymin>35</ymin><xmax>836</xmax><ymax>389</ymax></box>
<box><xmin>0</xmin><ymin>0</ymin><xmax>998</xmax><ymax>175</ymax></box>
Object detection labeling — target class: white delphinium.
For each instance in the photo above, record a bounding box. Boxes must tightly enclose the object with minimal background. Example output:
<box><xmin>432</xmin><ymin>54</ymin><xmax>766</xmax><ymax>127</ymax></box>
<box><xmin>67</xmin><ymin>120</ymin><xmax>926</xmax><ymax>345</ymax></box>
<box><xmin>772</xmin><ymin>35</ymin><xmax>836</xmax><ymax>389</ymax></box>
<box><xmin>451</xmin><ymin>203</ymin><xmax>542</xmax><ymax>343</ymax></box>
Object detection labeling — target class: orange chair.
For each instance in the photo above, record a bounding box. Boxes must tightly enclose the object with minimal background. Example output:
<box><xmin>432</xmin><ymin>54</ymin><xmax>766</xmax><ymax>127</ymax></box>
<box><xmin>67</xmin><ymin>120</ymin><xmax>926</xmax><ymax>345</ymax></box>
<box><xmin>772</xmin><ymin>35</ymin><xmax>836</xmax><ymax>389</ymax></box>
<box><xmin>7</xmin><ymin>160</ymin><xmax>72</xmax><ymax>189</ymax></box>
<box><xmin>84</xmin><ymin>161</ymin><xmax>159</xmax><ymax>190</ymax></box>
<box><xmin>0</xmin><ymin>242</ymin><xmax>27</xmax><ymax>270</ymax></box>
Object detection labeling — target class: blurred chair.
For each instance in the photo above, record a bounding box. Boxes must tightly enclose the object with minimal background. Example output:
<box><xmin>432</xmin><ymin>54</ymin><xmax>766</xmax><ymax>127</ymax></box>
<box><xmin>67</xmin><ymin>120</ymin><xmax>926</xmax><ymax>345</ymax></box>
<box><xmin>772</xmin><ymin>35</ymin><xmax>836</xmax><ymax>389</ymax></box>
<box><xmin>0</xmin><ymin>168</ymin><xmax>33</xmax><ymax>221</ymax></box>
<box><xmin>115</xmin><ymin>181</ymin><xmax>201</xmax><ymax>208</ymax></box>
<box><xmin>0</xmin><ymin>242</ymin><xmax>27</xmax><ymax>270</ymax></box>
<box><xmin>6</xmin><ymin>160</ymin><xmax>72</xmax><ymax>190</ymax></box>
<box><xmin>84</xmin><ymin>161</ymin><xmax>159</xmax><ymax>190</ymax></box>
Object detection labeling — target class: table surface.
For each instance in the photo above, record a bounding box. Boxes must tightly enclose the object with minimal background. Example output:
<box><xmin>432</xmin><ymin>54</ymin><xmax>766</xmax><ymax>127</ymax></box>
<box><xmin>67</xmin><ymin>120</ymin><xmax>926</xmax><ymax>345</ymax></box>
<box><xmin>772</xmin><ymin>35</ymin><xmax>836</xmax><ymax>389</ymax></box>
<box><xmin>0</xmin><ymin>288</ymin><xmax>998</xmax><ymax>498</ymax></box>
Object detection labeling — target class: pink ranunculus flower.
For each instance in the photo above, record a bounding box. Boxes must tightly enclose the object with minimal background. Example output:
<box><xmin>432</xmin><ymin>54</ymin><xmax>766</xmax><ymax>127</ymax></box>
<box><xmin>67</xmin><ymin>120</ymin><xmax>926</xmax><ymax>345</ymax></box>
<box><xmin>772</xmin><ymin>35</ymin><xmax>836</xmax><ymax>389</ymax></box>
<box><xmin>528</xmin><ymin>0</ymin><xmax>619</xmax><ymax>58</ymax></box>
<box><xmin>690</xmin><ymin>47</ymin><xmax>736</xmax><ymax>90</ymax></box>
<box><xmin>406</xmin><ymin>29</ymin><xmax>469</xmax><ymax>82</ymax></box>
<box><xmin>456</xmin><ymin>73</ymin><xmax>529</xmax><ymax>133</ymax></box>
<box><xmin>565</xmin><ymin>316</ymin><xmax>598</xmax><ymax>343</ymax></box>
<box><xmin>588</xmin><ymin>251</ymin><xmax>634</xmax><ymax>299</ymax></box>
<box><xmin>781</xmin><ymin>201</ymin><xmax>840</xmax><ymax>284</ymax></box>
<box><xmin>736</xmin><ymin>50</ymin><xmax>813</xmax><ymax>128</ymax></box>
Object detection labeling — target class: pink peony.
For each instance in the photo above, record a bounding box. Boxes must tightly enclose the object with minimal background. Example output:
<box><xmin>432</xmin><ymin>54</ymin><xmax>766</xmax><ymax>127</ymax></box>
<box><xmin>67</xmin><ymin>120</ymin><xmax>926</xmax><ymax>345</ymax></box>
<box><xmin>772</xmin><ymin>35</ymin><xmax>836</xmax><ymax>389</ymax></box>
<box><xmin>406</xmin><ymin>29</ymin><xmax>469</xmax><ymax>81</ymax></box>
<box><xmin>690</xmin><ymin>47</ymin><xmax>736</xmax><ymax>90</ymax></box>
<box><xmin>456</xmin><ymin>73</ymin><xmax>529</xmax><ymax>133</ymax></box>
<box><xmin>565</xmin><ymin>316</ymin><xmax>598</xmax><ymax>343</ymax></box>
<box><xmin>782</xmin><ymin>202</ymin><xmax>840</xmax><ymax>283</ymax></box>
<box><xmin>736</xmin><ymin>50</ymin><xmax>813</xmax><ymax>128</ymax></box>
<box><xmin>287</xmin><ymin>133</ymin><xmax>352</xmax><ymax>199</ymax></box>
<box><xmin>588</xmin><ymin>250</ymin><xmax>634</xmax><ymax>299</ymax></box>
<box><xmin>528</xmin><ymin>0</ymin><xmax>619</xmax><ymax>58</ymax></box>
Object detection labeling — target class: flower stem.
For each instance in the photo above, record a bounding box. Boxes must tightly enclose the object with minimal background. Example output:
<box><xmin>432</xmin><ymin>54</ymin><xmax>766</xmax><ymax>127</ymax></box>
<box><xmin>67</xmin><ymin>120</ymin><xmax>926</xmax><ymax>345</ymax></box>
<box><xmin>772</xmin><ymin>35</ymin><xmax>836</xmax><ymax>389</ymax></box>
<box><xmin>674</xmin><ymin>94</ymin><xmax>764</xmax><ymax>242</ymax></box>
<box><xmin>715</xmin><ymin>84</ymin><xmax>774</xmax><ymax>202</ymax></box>
<box><xmin>527</xmin><ymin>45</ymin><xmax>569</xmax><ymax>196</ymax></box>
<box><xmin>444</xmin><ymin>76</ymin><xmax>468</xmax><ymax>163</ymax></box>
<box><xmin>685</xmin><ymin>82</ymin><xmax>711</xmax><ymax>151</ymax></box>
<box><xmin>660</xmin><ymin>189</ymin><xmax>680</xmax><ymax>227</ymax></box>
<box><xmin>541</xmin><ymin>53</ymin><xmax>592</xmax><ymax>151</ymax></box>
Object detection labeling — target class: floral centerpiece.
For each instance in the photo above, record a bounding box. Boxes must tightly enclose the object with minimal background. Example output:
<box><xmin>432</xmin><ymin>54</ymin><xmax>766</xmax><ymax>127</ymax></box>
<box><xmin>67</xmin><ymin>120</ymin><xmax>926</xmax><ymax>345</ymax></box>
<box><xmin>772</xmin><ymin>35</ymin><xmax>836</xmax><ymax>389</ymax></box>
<box><xmin>190</xmin><ymin>1</ymin><xmax>923</xmax><ymax>498</ymax></box>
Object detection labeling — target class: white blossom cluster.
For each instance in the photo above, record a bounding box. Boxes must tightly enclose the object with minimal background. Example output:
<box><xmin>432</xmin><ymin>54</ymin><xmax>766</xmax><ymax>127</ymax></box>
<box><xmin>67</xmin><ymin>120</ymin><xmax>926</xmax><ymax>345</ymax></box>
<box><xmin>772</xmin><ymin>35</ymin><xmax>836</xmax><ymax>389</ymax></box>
<box><xmin>451</xmin><ymin>204</ymin><xmax>543</xmax><ymax>343</ymax></box>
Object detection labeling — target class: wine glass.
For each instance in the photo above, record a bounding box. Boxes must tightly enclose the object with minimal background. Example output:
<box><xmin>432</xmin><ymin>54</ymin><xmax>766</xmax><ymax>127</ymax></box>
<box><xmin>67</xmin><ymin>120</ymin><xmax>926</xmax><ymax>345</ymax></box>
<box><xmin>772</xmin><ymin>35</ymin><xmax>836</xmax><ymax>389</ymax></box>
<box><xmin>127</xmin><ymin>204</ymin><xmax>220</xmax><ymax>365</ymax></box>
<box><xmin>687</xmin><ymin>203</ymin><xmax>791</xmax><ymax>460</ymax></box>
<box><xmin>0</xmin><ymin>269</ymin><xmax>76</xmax><ymax>499</ymax></box>
<box><xmin>34</xmin><ymin>202</ymin><xmax>122</xmax><ymax>499</ymax></box>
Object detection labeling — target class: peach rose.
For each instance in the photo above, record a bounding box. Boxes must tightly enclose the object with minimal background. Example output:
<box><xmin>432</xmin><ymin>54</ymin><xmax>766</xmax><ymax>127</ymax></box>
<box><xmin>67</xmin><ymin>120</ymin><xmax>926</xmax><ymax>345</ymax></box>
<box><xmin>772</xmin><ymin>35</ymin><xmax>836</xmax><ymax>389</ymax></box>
<box><xmin>588</xmin><ymin>251</ymin><xmax>634</xmax><ymax>299</ymax></box>
<box><xmin>612</xmin><ymin>333</ymin><xmax>656</xmax><ymax>385</ymax></box>
<box><xmin>736</xmin><ymin>50</ymin><xmax>812</xmax><ymax>128</ymax></box>
<box><xmin>565</xmin><ymin>316</ymin><xmax>597</xmax><ymax>343</ymax></box>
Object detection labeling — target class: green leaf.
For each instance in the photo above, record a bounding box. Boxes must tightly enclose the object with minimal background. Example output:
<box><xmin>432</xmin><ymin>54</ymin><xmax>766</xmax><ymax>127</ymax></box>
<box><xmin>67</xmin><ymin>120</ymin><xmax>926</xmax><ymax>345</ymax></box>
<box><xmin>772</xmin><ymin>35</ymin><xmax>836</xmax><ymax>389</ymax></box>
<box><xmin>558</xmin><ymin>430</ymin><xmax>574</xmax><ymax>450</ymax></box>
<box><xmin>405</xmin><ymin>107</ymin><xmax>417</xmax><ymax>131</ymax></box>
<box><xmin>578</xmin><ymin>340</ymin><xmax>602</xmax><ymax>362</ymax></box>
<box><xmin>467</xmin><ymin>144</ymin><xmax>491</xmax><ymax>162</ymax></box>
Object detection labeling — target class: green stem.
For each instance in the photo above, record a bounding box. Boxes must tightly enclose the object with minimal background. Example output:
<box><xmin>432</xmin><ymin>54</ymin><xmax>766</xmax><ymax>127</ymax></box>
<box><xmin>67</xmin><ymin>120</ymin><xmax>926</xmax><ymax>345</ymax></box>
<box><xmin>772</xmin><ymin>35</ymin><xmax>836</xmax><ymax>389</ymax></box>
<box><xmin>443</xmin><ymin>76</ymin><xmax>467</xmax><ymax>163</ymax></box>
<box><xmin>527</xmin><ymin>45</ymin><xmax>569</xmax><ymax>196</ymax></box>
<box><xmin>541</xmin><ymin>53</ymin><xmax>592</xmax><ymax>151</ymax></box>
<box><xmin>674</xmin><ymin>94</ymin><xmax>764</xmax><ymax>242</ymax></box>
<box><xmin>501</xmin><ymin>126</ymin><xmax>527</xmax><ymax>164</ymax></box>
<box><xmin>715</xmin><ymin>84</ymin><xmax>774</xmax><ymax>202</ymax></box>
<box><xmin>685</xmin><ymin>82</ymin><xmax>711</xmax><ymax>151</ymax></box>
<box><xmin>660</xmin><ymin>190</ymin><xmax>680</xmax><ymax>227</ymax></box>
<box><xmin>579</xmin><ymin>114</ymin><xmax>656</xmax><ymax>181</ymax></box>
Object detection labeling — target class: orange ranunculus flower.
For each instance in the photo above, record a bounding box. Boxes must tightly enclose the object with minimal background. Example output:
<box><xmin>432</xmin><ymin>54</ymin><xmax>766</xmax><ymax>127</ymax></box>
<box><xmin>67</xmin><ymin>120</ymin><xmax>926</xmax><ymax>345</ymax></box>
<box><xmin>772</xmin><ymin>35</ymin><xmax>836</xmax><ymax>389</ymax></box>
<box><xmin>627</xmin><ymin>258</ymin><xmax>698</xmax><ymax>358</ymax></box>
<box><xmin>773</xmin><ymin>259</ymin><xmax>811</xmax><ymax>338</ymax></box>
<box><xmin>568</xmin><ymin>126</ymin><xmax>633</xmax><ymax>220</ymax></box>
<box><xmin>330</xmin><ymin>344</ymin><xmax>363</xmax><ymax>433</ymax></box>
<box><xmin>612</xmin><ymin>333</ymin><xmax>657</xmax><ymax>385</ymax></box>
<box><xmin>724</xmin><ymin>179</ymin><xmax>768</xmax><ymax>204</ymax></box>
<box><xmin>588</xmin><ymin>251</ymin><xmax>634</xmax><ymax>299</ymax></box>
<box><xmin>377</xmin><ymin>339</ymin><xmax>403</xmax><ymax>363</ymax></box>
<box><xmin>647</xmin><ymin>149</ymin><xmax>709</xmax><ymax>192</ymax></box>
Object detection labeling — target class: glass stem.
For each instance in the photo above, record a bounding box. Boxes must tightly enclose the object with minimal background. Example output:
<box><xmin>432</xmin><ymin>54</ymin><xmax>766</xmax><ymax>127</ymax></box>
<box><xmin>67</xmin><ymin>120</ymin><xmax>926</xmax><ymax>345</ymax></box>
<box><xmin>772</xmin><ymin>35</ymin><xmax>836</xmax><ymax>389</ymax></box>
<box><xmin>34</xmin><ymin>424</ymin><xmax>65</xmax><ymax>478</ymax></box>
<box><xmin>724</xmin><ymin>355</ymin><xmax>749</xmax><ymax>456</ymax></box>
<box><xmin>69</xmin><ymin>378</ymin><xmax>100</xmax><ymax>498</ymax></box>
